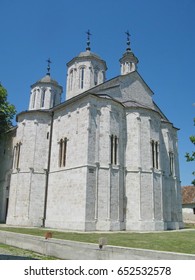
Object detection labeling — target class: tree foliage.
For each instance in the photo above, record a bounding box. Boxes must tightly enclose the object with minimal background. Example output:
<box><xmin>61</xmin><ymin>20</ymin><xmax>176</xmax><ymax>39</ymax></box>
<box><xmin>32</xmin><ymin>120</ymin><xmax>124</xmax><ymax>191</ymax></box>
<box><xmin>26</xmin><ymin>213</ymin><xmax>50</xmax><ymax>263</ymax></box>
<box><xmin>185</xmin><ymin>118</ymin><xmax>195</xmax><ymax>185</ymax></box>
<box><xmin>0</xmin><ymin>84</ymin><xmax>16</xmax><ymax>135</ymax></box>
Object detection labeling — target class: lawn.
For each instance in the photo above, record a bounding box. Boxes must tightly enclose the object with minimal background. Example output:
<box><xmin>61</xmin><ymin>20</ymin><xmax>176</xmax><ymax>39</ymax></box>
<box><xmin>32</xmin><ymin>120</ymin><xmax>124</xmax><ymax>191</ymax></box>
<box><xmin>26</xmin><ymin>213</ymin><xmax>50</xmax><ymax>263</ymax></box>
<box><xmin>0</xmin><ymin>243</ymin><xmax>59</xmax><ymax>260</ymax></box>
<box><xmin>0</xmin><ymin>225</ymin><xmax>195</xmax><ymax>255</ymax></box>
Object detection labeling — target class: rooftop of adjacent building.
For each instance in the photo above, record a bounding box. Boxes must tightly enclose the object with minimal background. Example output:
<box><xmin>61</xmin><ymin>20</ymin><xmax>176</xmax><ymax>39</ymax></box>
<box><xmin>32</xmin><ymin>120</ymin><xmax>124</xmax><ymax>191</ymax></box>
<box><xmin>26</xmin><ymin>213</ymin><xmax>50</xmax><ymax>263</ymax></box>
<box><xmin>182</xmin><ymin>186</ymin><xmax>195</xmax><ymax>204</ymax></box>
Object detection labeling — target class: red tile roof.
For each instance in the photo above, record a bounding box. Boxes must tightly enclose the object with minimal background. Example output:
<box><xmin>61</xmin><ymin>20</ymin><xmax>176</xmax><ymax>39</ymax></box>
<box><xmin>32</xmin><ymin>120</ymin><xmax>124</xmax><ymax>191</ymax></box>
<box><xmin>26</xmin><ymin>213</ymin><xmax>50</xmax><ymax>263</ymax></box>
<box><xmin>182</xmin><ymin>186</ymin><xmax>195</xmax><ymax>204</ymax></box>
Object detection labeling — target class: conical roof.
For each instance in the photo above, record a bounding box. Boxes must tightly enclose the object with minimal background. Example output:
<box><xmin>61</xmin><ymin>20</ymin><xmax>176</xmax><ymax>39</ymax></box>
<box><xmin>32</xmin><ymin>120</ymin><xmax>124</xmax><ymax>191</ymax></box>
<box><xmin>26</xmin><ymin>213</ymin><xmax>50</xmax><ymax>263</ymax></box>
<box><xmin>66</xmin><ymin>50</ymin><xmax>107</xmax><ymax>69</ymax></box>
<box><xmin>31</xmin><ymin>74</ymin><xmax>62</xmax><ymax>89</ymax></box>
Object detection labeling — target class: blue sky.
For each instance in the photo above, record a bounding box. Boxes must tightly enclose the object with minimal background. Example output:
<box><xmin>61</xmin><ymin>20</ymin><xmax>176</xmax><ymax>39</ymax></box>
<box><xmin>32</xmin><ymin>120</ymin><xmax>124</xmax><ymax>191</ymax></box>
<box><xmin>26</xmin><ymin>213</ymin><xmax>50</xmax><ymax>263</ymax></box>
<box><xmin>0</xmin><ymin>0</ymin><xmax>194</xmax><ymax>186</ymax></box>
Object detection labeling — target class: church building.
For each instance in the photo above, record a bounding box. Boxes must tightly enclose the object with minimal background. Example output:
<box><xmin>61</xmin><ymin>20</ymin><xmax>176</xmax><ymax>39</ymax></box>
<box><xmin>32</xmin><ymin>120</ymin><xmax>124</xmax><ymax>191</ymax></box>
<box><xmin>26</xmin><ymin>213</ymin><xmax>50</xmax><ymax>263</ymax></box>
<box><xmin>0</xmin><ymin>32</ymin><xmax>183</xmax><ymax>231</ymax></box>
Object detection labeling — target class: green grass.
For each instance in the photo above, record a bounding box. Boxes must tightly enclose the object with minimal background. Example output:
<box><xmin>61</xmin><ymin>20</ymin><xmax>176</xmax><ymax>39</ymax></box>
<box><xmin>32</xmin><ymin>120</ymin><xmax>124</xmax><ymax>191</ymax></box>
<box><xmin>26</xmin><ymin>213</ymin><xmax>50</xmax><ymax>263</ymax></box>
<box><xmin>0</xmin><ymin>225</ymin><xmax>195</xmax><ymax>255</ymax></box>
<box><xmin>0</xmin><ymin>243</ymin><xmax>59</xmax><ymax>260</ymax></box>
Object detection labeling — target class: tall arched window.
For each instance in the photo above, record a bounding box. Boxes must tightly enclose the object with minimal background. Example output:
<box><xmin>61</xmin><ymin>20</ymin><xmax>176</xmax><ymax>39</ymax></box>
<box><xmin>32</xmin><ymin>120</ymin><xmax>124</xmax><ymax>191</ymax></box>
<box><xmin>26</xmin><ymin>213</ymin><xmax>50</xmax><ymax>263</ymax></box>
<box><xmin>13</xmin><ymin>142</ymin><xmax>22</xmax><ymax>169</ymax></box>
<box><xmin>94</xmin><ymin>68</ymin><xmax>99</xmax><ymax>85</ymax></box>
<box><xmin>101</xmin><ymin>71</ymin><xmax>106</xmax><ymax>83</ymax></box>
<box><xmin>41</xmin><ymin>88</ymin><xmax>46</xmax><ymax>108</ymax></box>
<box><xmin>31</xmin><ymin>90</ymin><xmax>36</xmax><ymax>109</ymax></box>
<box><xmin>79</xmin><ymin>66</ymin><xmax>85</xmax><ymax>89</ymax></box>
<box><xmin>53</xmin><ymin>92</ymin><xmax>57</xmax><ymax>107</ymax></box>
<box><xmin>69</xmin><ymin>69</ymin><xmax>74</xmax><ymax>91</ymax></box>
<box><xmin>58</xmin><ymin>138</ymin><xmax>67</xmax><ymax>167</ymax></box>
<box><xmin>151</xmin><ymin>140</ymin><xmax>159</xmax><ymax>169</ymax></box>
<box><xmin>126</xmin><ymin>62</ymin><xmax>130</xmax><ymax>72</ymax></box>
<box><xmin>169</xmin><ymin>152</ymin><xmax>174</xmax><ymax>175</ymax></box>
<box><xmin>110</xmin><ymin>134</ymin><xmax>118</xmax><ymax>165</ymax></box>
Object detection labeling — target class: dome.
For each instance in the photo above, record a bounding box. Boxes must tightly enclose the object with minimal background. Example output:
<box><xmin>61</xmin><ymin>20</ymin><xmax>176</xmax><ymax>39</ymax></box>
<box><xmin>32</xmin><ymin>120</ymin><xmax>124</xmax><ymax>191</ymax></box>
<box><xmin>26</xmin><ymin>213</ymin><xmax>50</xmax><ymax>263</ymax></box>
<box><xmin>67</xmin><ymin>50</ymin><xmax>107</xmax><ymax>70</ymax></box>
<box><xmin>78</xmin><ymin>50</ymin><xmax>102</xmax><ymax>60</ymax></box>
<box><xmin>119</xmin><ymin>50</ymin><xmax>139</xmax><ymax>64</ymax></box>
<box><xmin>66</xmin><ymin>48</ymin><xmax>107</xmax><ymax>99</ymax></box>
<box><xmin>31</xmin><ymin>74</ymin><xmax>62</xmax><ymax>89</ymax></box>
<box><xmin>38</xmin><ymin>74</ymin><xmax>58</xmax><ymax>85</ymax></box>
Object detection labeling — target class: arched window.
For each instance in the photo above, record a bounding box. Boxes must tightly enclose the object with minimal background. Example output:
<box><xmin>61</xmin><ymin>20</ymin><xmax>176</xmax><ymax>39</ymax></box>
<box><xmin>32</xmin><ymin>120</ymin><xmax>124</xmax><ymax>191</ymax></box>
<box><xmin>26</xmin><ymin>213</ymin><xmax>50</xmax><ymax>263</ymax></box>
<box><xmin>41</xmin><ymin>88</ymin><xmax>46</xmax><ymax>108</ymax></box>
<box><xmin>151</xmin><ymin>140</ymin><xmax>159</xmax><ymax>169</ymax></box>
<box><xmin>94</xmin><ymin>68</ymin><xmax>99</xmax><ymax>85</ymax></box>
<box><xmin>169</xmin><ymin>152</ymin><xmax>174</xmax><ymax>175</ymax></box>
<box><xmin>69</xmin><ymin>69</ymin><xmax>74</xmax><ymax>91</ymax></box>
<box><xmin>110</xmin><ymin>134</ymin><xmax>118</xmax><ymax>165</ymax></box>
<box><xmin>13</xmin><ymin>142</ymin><xmax>22</xmax><ymax>169</ymax></box>
<box><xmin>58</xmin><ymin>138</ymin><xmax>68</xmax><ymax>167</ymax></box>
<box><xmin>101</xmin><ymin>71</ymin><xmax>106</xmax><ymax>83</ymax></box>
<box><xmin>79</xmin><ymin>66</ymin><xmax>85</xmax><ymax>89</ymax></box>
<box><xmin>32</xmin><ymin>90</ymin><xmax>36</xmax><ymax>108</ymax></box>
<box><xmin>53</xmin><ymin>92</ymin><xmax>56</xmax><ymax>107</ymax></box>
<box><xmin>125</xmin><ymin>62</ymin><xmax>130</xmax><ymax>73</ymax></box>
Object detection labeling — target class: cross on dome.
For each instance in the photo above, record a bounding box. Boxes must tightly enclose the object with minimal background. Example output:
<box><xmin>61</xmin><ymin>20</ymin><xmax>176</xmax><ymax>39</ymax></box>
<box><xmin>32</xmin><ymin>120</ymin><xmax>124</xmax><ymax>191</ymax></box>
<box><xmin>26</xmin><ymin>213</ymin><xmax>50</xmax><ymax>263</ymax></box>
<box><xmin>86</xmin><ymin>30</ymin><xmax>92</xmax><ymax>51</ymax></box>
<box><xmin>125</xmin><ymin>30</ymin><xmax>131</xmax><ymax>51</ymax></box>
<box><xmin>46</xmin><ymin>58</ymin><xmax>52</xmax><ymax>76</ymax></box>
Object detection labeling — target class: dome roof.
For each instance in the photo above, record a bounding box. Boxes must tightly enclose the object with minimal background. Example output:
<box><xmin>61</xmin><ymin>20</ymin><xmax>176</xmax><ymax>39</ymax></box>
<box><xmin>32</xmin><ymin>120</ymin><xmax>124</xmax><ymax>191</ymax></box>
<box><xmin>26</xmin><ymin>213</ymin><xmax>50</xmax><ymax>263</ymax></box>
<box><xmin>119</xmin><ymin>50</ymin><xmax>139</xmax><ymax>64</ymax></box>
<box><xmin>78</xmin><ymin>50</ymin><xmax>102</xmax><ymax>60</ymax></box>
<box><xmin>31</xmin><ymin>74</ymin><xmax>62</xmax><ymax>89</ymax></box>
<box><xmin>66</xmin><ymin>50</ymin><xmax>107</xmax><ymax>69</ymax></box>
<box><xmin>38</xmin><ymin>74</ymin><xmax>58</xmax><ymax>84</ymax></box>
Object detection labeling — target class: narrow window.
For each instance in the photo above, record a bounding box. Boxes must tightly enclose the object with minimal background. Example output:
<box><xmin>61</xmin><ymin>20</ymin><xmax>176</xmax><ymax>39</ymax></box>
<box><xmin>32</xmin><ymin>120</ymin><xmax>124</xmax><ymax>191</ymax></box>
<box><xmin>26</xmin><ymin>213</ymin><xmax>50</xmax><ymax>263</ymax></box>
<box><xmin>151</xmin><ymin>140</ymin><xmax>159</xmax><ymax>169</ymax></box>
<box><xmin>69</xmin><ymin>69</ymin><xmax>73</xmax><ymax>90</ymax></box>
<box><xmin>110</xmin><ymin>135</ymin><xmax>114</xmax><ymax>164</ymax></box>
<box><xmin>58</xmin><ymin>139</ymin><xmax>63</xmax><ymax>167</ymax></box>
<box><xmin>193</xmin><ymin>208</ymin><xmax>195</xmax><ymax>215</ymax></box>
<box><xmin>94</xmin><ymin>69</ymin><xmax>98</xmax><ymax>85</ymax></box>
<box><xmin>126</xmin><ymin>62</ymin><xmax>130</xmax><ymax>72</ymax></box>
<box><xmin>32</xmin><ymin>90</ymin><xmax>36</xmax><ymax>108</ymax></box>
<box><xmin>110</xmin><ymin>135</ymin><xmax>118</xmax><ymax>165</ymax></box>
<box><xmin>169</xmin><ymin>152</ymin><xmax>174</xmax><ymax>175</ymax></box>
<box><xmin>114</xmin><ymin>136</ymin><xmax>118</xmax><ymax>165</ymax></box>
<box><xmin>13</xmin><ymin>142</ymin><xmax>21</xmax><ymax>169</ymax></box>
<box><xmin>151</xmin><ymin>141</ymin><xmax>155</xmax><ymax>168</ymax></box>
<box><xmin>53</xmin><ymin>93</ymin><xmax>56</xmax><ymax>107</ymax></box>
<box><xmin>102</xmin><ymin>71</ymin><xmax>105</xmax><ymax>83</ymax></box>
<box><xmin>41</xmin><ymin>88</ymin><xmax>46</xmax><ymax>108</ymax></box>
<box><xmin>13</xmin><ymin>146</ymin><xmax>17</xmax><ymax>168</ymax></box>
<box><xmin>80</xmin><ymin>67</ymin><xmax>85</xmax><ymax>89</ymax></box>
<box><xmin>155</xmin><ymin>141</ymin><xmax>159</xmax><ymax>169</ymax></box>
<box><xmin>62</xmin><ymin>138</ymin><xmax>67</xmax><ymax>167</ymax></box>
<box><xmin>59</xmin><ymin>138</ymin><xmax>67</xmax><ymax>167</ymax></box>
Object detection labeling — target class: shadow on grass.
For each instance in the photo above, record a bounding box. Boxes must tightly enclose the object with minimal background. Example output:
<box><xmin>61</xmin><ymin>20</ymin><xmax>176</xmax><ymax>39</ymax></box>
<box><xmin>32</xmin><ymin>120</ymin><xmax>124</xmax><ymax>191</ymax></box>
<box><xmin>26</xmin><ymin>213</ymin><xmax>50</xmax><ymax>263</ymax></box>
<box><xmin>0</xmin><ymin>254</ymin><xmax>37</xmax><ymax>260</ymax></box>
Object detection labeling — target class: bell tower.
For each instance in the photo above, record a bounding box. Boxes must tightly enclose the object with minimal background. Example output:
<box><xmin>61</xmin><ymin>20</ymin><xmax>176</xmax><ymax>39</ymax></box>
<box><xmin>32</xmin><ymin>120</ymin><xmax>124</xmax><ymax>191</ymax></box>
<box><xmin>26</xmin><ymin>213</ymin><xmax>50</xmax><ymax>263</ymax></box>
<box><xmin>119</xmin><ymin>31</ymin><xmax>139</xmax><ymax>75</ymax></box>
<box><xmin>29</xmin><ymin>59</ymin><xmax>63</xmax><ymax>110</ymax></box>
<box><xmin>66</xmin><ymin>31</ymin><xmax>107</xmax><ymax>100</ymax></box>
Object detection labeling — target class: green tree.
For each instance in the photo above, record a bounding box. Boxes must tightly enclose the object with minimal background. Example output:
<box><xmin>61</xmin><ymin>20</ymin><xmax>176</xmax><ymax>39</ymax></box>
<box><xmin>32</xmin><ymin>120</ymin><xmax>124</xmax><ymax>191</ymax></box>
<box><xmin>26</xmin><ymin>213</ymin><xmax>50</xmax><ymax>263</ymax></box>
<box><xmin>0</xmin><ymin>84</ymin><xmax>16</xmax><ymax>135</ymax></box>
<box><xmin>185</xmin><ymin>117</ymin><xmax>195</xmax><ymax>185</ymax></box>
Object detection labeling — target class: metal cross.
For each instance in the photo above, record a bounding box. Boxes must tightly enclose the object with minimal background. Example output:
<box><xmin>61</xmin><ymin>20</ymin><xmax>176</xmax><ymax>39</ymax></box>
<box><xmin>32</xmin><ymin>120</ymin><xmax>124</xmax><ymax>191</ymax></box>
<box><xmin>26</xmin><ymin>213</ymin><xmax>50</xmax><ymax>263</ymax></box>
<box><xmin>86</xmin><ymin>29</ymin><xmax>92</xmax><ymax>41</ymax></box>
<box><xmin>125</xmin><ymin>30</ymin><xmax>131</xmax><ymax>50</ymax></box>
<box><xmin>86</xmin><ymin>29</ymin><xmax>92</xmax><ymax>50</ymax></box>
<box><xmin>46</xmin><ymin>58</ymin><xmax>52</xmax><ymax>75</ymax></box>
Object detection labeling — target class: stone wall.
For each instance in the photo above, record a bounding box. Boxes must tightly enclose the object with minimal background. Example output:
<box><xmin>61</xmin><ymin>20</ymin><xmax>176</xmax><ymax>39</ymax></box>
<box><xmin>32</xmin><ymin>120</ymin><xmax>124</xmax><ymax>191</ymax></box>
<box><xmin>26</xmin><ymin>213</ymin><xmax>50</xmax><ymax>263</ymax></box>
<box><xmin>0</xmin><ymin>128</ymin><xmax>16</xmax><ymax>222</ymax></box>
<box><xmin>6</xmin><ymin>111</ymin><xmax>51</xmax><ymax>226</ymax></box>
<box><xmin>182</xmin><ymin>204</ymin><xmax>195</xmax><ymax>223</ymax></box>
<box><xmin>0</xmin><ymin>230</ymin><xmax>195</xmax><ymax>260</ymax></box>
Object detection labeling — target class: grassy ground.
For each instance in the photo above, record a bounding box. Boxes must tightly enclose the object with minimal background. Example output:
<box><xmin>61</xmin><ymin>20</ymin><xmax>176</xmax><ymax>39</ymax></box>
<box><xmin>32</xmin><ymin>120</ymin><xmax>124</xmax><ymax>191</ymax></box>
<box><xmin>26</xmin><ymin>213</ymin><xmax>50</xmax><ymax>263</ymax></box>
<box><xmin>0</xmin><ymin>224</ymin><xmax>195</xmax><ymax>255</ymax></box>
<box><xmin>0</xmin><ymin>243</ymin><xmax>59</xmax><ymax>260</ymax></box>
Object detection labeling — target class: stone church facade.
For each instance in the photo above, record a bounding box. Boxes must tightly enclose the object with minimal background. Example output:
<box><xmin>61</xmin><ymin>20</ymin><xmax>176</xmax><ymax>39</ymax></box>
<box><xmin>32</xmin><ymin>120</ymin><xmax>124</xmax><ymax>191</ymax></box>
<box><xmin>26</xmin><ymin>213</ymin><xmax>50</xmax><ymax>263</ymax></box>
<box><xmin>0</xmin><ymin>35</ymin><xmax>183</xmax><ymax>231</ymax></box>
